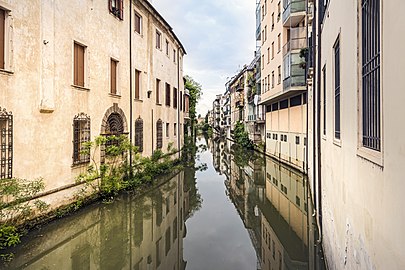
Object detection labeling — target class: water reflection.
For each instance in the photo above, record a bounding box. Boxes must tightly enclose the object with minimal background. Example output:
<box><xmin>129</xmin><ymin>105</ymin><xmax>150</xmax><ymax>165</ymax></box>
<box><xmin>2</xmin><ymin>138</ymin><xmax>324</xmax><ymax>270</ymax></box>
<box><xmin>2</xmin><ymin>170</ymin><xmax>201</xmax><ymax>270</ymax></box>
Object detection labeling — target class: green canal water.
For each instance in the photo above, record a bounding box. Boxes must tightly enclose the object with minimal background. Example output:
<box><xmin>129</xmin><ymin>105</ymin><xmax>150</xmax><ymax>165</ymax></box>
<box><xmin>1</xmin><ymin>137</ymin><xmax>325</xmax><ymax>270</ymax></box>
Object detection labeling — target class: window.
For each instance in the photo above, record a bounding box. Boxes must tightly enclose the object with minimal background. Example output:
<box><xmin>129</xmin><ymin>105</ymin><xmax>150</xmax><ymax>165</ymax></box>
<box><xmin>156</xmin><ymin>30</ymin><xmax>161</xmax><ymax>49</ymax></box>
<box><xmin>165</xmin><ymin>83</ymin><xmax>171</xmax><ymax>106</ymax></box>
<box><xmin>134</xmin><ymin>12</ymin><xmax>142</xmax><ymax>34</ymax></box>
<box><xmin>156</xmin><ymin>78</ymin><xmax>161</xmax><ymax>104</ymax></box>
<box><xmin>278</xmin><ymin>34</ymin><xmax>281</xmax><ymax>53</ymax></box>
<box><xmin>135</xmin><ymin>69</ymin><xmax>141</xmax><ymax>99</ymax></box>
<box><xmin>173</xmin><ymin>88</ymin><xmax>178</xmax><ymax>108</ymax></box>
<box><xmin>135</xmin><ymin>117</ymin><xmax>143</xmax><ymax>152</ymax></box>
<box><xmin>174</xmin><ymin>123</ymin><xmax>177</xmax><ymax>136</ymax></box>
<box><xmin>0</xmin><ymin>108</ymin><xmax>12</xmax><ymax>179</ymax></box>
<box><xmin>334</xmin><ymin>38</ymin><xmax>340</xmax><ymax>140</ymax></box>
<box><xmin>278</xmin><ymin>65</ymin><xmax>281</xmax><ymax>84</ymax></box>
<box><xmin>166</xmin><ymin>39</ymin><xmax>169</xmax><ymax>55</ymax></box>
<box><xmin>271</xmin><ymin>71</ymin><xmax>275</xmax><ymax>88</ymax></box>
<box><xmin>271</xmin><ymin>13</ymin><xmax>274</xmax><ymax>30</ymax></box>
<box><xmin>361</xmin><ymin>0</ymin><xmax>381</xmax><ymax>151</ymax></box>
<box><xmin>110</xmin><ymin>59</ymin><xmax>118</xmax><ymax>94</ymax></box>
<box><xmin>73</xmin><ymin>113</ymin><xmax>90</xmax><ymax>165</ymax></box>
<box><xmin>264</xmin><ymin>26</ymin><xmax>267</xmax><ymax>41</ymax></box>
<box><xmin>156</xmin><ymin>119</ymin><xmax>163</xmax><ymax>149</ymax></box>
<box><xmin>261</xmin><ymin>55</ymin><xmax>264</xmax><ymax>69</ymax></box>
<box><xmin>262</xmin><ymin>5</ymin><xmax>265</xmax><ymax>20</ymax></box>
<box><xmin>73</xmin><ymin>42</ymin><xmax>86</xmax><ymax>87</ymax></box>
<box><xmin>267</xmin><ymin>47</ymin><xmax>270</xmax><ymax>63</ymax></box>
<box><xmin>323</xmin><ymin>65</ymin><xmax>326</xmax><ymax>136</ymax></box>
<box><xmin>277</xmin><ymin>2</ymin><xmax>281</xmax><ymax>21</ymax></box>
<box><xmin>165</xmin><ymin>228</ymin><xmax>171</xmax><ymax>255</ymax></box>
<box><xmin>166</xmin><ymin>123</ymin><xmax>169</xmax><ymax>137</ymax></box>
<box><xmin>262</xmin><ymin>30</ymin><xmax>264</xmax><ymax>45</ymax></box>
<box><xmin>296</xmin><ymin>136</ymin><xmax>300</xmax><ymax>145</ymax></box>
<box><xmin>0</xmin><ymin>9</ymin><xmax>5</xmax><ymax>70</ymax></box>
<box><xmin>109</xmin><ymin>0</ymin><xmax>123</xmax><ymax>20</ymax></box>
<box><xmin>173</xmin><ymin>49</ymin><xmax>176</xmax><ymax>63</ymax></box>
<box><xmin>271</xmin><ymin>42</ymin><xmax>274</xmax><ymax>59</ymax></box>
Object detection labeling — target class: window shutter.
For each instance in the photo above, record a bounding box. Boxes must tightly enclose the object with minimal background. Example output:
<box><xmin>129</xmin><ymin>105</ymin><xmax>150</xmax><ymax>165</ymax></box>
<box><xmin>119</xmin><ymin>0</ymin><xmax>123</xmax><ymax>20</ymax></box>
<box><xmin>108</xmin><ymin>0</ymin><xmax>112</xmax><ymax>12</ymax></box>
<box><xmin>111</xmin><ymin>60</ymin><xmax>117</xmax><ymax>94</ymax></box>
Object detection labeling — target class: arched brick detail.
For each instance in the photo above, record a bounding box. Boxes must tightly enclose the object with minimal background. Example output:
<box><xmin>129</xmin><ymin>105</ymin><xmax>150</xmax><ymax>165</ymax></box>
<box><xmin>100</xmin><ymin>103</ymin><xmax>128</xmax><ymax>135</ymax></box>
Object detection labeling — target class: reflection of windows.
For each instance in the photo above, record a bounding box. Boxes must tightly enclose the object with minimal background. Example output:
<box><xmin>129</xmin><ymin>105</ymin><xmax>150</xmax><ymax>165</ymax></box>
<box><xmin>156</xmin><ymin>238</ymin><xmax>162</xmax><ymax>267</ymax></box>
<box><xmin>173</xmin><ymin>217</ymin><xmax>178</xmax><ymax>242</ymax></box>
<box><xmin>134</xmin><ymin>208</ymin><xmax>143</xmax><ymax>246</ymax></box>
<box><xmin>73</xmin><ymin>113</ymin><xmax>90</xmax><ymax>165</ymax></box>
<box><xmin>165</xmin><ymin>227</ymin><xmax>171</xmax><ymax>255</ymax></box>
<box><xmin>0</xmin><ymin>108</ymin><xmax>12</xmax><ymax>179</ymax></box>
<box><xmin>165</xmin><ymin>196</ymin><xmax>170</xmax><ymax>214</ymax></box>
<box><xmin>71</xmin><ymin>245</ymin><xmax>90</xmax><ymax>270</ymax></box>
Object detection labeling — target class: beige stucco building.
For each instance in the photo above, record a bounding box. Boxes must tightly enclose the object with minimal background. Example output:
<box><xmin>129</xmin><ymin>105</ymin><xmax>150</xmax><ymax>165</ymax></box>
<box><xmin>308</xmin><ymin>0</ymin><xmax>405</xmax><ymax>269</ymax></box>
<box><xmin>259</xmin><ymin>0</ymin><xmax>308</xmax><ymax>172</ymax></box>
<box><xmin>0</xmin><ymin>0</ymin><xmax>187</xmax><ymax>210</ymax></box>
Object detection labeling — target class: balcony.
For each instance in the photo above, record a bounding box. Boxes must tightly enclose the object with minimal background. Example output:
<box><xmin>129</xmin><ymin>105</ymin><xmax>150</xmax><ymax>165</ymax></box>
<box><xmin>247</xmin><ymin>113</ymin><xmax>266</xmax><ymax>123</ymax></box>
<box><xmin>282</xmin><ymin>27</ymin><xmax>306</xmax><ymax>56</ymax></box>
<box><xmin>282</xmin><ymin>0</ymin><xmax>306</xmax><ymax>27</ymax></box>
<box><xmin>283</xmin><ymin>52</ymin><xmax>306</xmax><ymax>91</ymax></box>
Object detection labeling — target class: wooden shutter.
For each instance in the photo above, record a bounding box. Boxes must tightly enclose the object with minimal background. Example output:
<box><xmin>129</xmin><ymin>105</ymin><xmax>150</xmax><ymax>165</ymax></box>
<box><xmin>173</xmin><ymin>88</ymin><xmax>177</xmax><ymax>108</ymax></box>
<box><xmin>0</xmin><ymin>9</ymin><xmax>4</xmax><ymax>69</ymax></box>
<box><xmin>111</xmin><ymin>59</ymin><xmax>117</xmax><ymax>94</ymax></box>
<box><xmin>166</xmin><ymin>83</ymin><xmax>170</xmax><ymax>106</ymax></box>
<box><xmin>156</xmin><ymin>79</ymin><xmax>160</xmax><ymax>104</ymax></box>
<box><xmin>74</xmin><ymin>43</ymin><xmax>85</xmax><ymax>87</ymax></box>
<box><xmin>135</xmin><ymin>69</ymin><xmax>140</xmax><ymax>99</ymax></box>
<box><xmin>135</xmin><ymin>13</ymin><xmax>141</xmax><ymax>34</ymax></box>
<box><xmin>118</xmin><ymin>0</ymin><xmax>123</xmax><ymax>20</ymax></box>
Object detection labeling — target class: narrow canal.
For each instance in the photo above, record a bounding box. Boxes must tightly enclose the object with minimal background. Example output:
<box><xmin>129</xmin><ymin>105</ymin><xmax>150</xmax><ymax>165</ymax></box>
<box><xmin>2</xmin><ymin>137</ymin><xmax>325</xmax><ymax>270</ymax></box>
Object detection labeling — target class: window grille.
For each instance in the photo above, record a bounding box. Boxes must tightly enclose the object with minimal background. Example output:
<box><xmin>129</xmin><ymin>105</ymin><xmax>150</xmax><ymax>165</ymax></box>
<box><xmin>334</xmin><ymin>39</ymin><xmax>341</xmax><ymax>139</ymax></box>
<box><xmin>73</xmin><ymin>113</ymin><xmax>90</xmax><ymax>165</ymax></box>
<box><xmin>0</xmin><ymin>108</ymin><xmax>12</xmax><ymax>179</ymax></box>
<box><xmin>156</xmin><ymin>119</ymin><xmax>163</xmax><ymax>149</ymax></box>
<box><xmin>135</xmin><ymin>117</ymin><xmax>143</xmax><ymax>152</ymax></box>
<box><xmin>362</xmin><ymin>0</ymin><xmax>381</xmax><ymax>151</ymax></box>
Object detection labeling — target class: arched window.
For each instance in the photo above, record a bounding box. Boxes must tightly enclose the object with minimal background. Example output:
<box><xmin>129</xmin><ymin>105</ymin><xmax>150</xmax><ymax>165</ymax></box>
<box><xmin>106</xmin><ymin>112</ymin><xmax>124</xmax><ymax>135</ymax></box>
<box><xmin>135</xmin><ymin>117</ymin><xmax>143</xmax><ymax>152</ymax></box>
<box><xmin>0</xmin><ymin>107</ymin><xmax>12</xmax><ymax>179</ymax></box>
<box><xmin>156</xmin><ymin>119</ymin><xmax>163</xmax><ymax>149</ymax></box>
<box><xmin>73</xmin><ymin>113</ymin><xmax>90</xmax><ymax>165</ymax></box>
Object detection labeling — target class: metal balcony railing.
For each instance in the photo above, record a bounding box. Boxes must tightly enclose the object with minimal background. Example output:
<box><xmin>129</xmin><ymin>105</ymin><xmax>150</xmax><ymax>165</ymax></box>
<box><xmin>282</xmin><ymin>0</ymin><xmax>306</xmax><ymax>25</ymax></box>
<box><xmin>247</xmin><ymin>113</ymin><xmax>266</xmax><ymax>122</ymax></box>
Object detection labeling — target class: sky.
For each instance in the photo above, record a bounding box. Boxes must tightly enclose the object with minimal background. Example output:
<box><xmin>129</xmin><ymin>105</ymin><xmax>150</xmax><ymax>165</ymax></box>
<box><xmin>152</xmin><ymin>0</ymin><xmax>257</xmax><ymax>117</ymax></box>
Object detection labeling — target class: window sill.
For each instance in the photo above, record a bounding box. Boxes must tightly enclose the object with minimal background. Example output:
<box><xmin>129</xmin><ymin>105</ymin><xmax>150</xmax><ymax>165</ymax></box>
<box><xmin>0</xmin><ymin>69</ymin><xmax>14</xmax><ymax>75</ymax></box>
<box><xmin>109</xmin><ymin>93</ymin><xmax>121</xmax><ymax>98</ymax></box>
<box><xmin>333</xmin><ymin>138</ymin><xmax>342</xmax><ymax>148</ymax></box>
<box><xmin>71</xmin><ymin>161</ymin><xmax>90</xmax><ymax>168</ymax></box>
<box><xmin>72</xmin><ymin>85</ymin><xmax>90</xmax><ymax>91</ymax></box>
<box><xmin>357</xmin><ymin>146</ymin><xmax>383</xmax><ymax>167</ymax></box>
<box><xmin>156</xmin><ymin>103</ymin><xmax>162</xmax><ymax>106</ymax></box>
<box><xmin>134</xmin><ymin>98</ymin><xmax>143</xmax><ymax>103</ymax></box>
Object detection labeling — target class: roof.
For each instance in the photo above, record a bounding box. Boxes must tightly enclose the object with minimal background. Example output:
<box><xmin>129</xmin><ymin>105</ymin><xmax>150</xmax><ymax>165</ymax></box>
<box><xmin>141</xmin><ymin>0</ymin><xmax>187</xmax><ymax>55</ymax></box>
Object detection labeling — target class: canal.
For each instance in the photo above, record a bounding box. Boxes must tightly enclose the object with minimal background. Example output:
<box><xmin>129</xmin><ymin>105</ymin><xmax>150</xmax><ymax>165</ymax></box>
<box><xmin>2</xmin><ymin>137</ymin><xmax>325</xmax><ymax>270</ymax></box>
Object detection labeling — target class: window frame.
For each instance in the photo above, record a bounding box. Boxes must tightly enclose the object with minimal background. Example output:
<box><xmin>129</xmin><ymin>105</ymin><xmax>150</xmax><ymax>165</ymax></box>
<box><xmin>165</xmin><ymin>83</ymin><xmax>171</xmax><ymax>106</ymax></box>
<box><xmin>72</xmin><ymin>113</ymin><xmax>91</xmax><ymax>166</ymax></box>
<box><xmin>73</xmin><ymin>41</ymin><xmax>87</xmax><ymax>89</ymax></box>
<box><xmin>333</xmin><ymin>36</ymin><xmax>341</xmax><ymax>143</ymax></box>
<box><xmin>134</xmin><ymin>11</ymin><xmax>142</xmax><ymax>35</ymax></box>
<box><xmin>156</xmin><ymin>30</ymin><xmax>162</xmax><ymax>50</ymax></box>
<box><xmin>109</xmin><ymin>0</ymin><xmax>124</xmax><ymax>20</ymax></box>
<box><xmin>134</xmin><ymin>69</ymin><xmax>141</xmax><ymax>100</ymax></box>
<box><xmin>357</xmin><ymin>0</ymin><xmax>383</xmax><ymax>165</ymax></box>
<box><xmin>156</xmin><ymin>78</ymin><xmax>161</xmax><ymax>104</ymax></box>
<box><xmin>110</xmin><ymin>58</ymin><xmax>119</xmax><ymax>95</ymax></box>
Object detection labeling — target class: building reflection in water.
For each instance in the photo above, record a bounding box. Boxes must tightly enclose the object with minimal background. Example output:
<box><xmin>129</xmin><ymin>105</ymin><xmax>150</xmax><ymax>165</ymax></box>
<box><xmin>212</xmin><ymin>139</ymin><xmax>312</xmax><ymax>270</ymax></box>
<box><xmin>3</xmin><ymin>169</ymin><xmax>200</xmax><ymax>270</ymax></box>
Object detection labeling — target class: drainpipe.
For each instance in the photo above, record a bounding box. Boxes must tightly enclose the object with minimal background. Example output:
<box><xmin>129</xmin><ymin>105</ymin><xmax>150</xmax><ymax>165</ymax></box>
<box><xmin>177</xmin><ymin>48</ymin><xmax>181</xmax><ymax>159</ymax></box>
<box><xmin>129</xmin><ymin>0</ymin><xmax>133</xmax><ymax>173</ymax></box>
<box><xmin>316</xmin><ymin>0</ymin><xmax>323</xmax><ymax>238</ymax></box>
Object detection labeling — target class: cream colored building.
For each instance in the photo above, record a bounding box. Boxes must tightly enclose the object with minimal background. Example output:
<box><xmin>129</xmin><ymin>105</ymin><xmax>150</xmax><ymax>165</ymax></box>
<box><xmin>0</xmin><ymin>0</ymin><xmax>187</xmax><ymax>210</ymax></box>
<box><xmin>259</xmin><ymin>0</ymin><xmax>307</xmax><ymax>172</ymax></box>
<box><xmin>308</xmin><ymin>0</ymin><xmax>405</xmax><ymax>269</ymax></box>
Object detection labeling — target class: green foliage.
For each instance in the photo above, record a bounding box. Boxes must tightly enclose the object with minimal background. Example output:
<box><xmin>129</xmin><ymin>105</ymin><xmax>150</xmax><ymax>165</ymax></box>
<box><xmin>233</xmin><ymin>121</ymin><xmax>254</xmax><ymax>149</ymax></box>
<box><xmin>0</xmin><ymin>177</ymin><xmax>48</xmax><ymax>260</ymax></box>
<box><xmin>184</xmin><ymin>75</ymin><xmax>203</xmax><ymax>125</ymax></box>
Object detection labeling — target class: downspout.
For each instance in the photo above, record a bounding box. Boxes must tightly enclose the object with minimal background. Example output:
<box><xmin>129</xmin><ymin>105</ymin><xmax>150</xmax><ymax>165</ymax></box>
<box><xmin>316</xmin><ymin>0</ymin><xmax>323</xmax><ymax>240</ymax></box>
<box><xmin>129</xmin><ymin>0</ymin><xmax>133</xmax><ymax>173</ymax></box>
<box><xmin>177</xmin><ymin>48</ymin><xmax>181</xmax><ymax>159</ymax></box>
<box><xmin>312</xmin><ymin>0</ymin><xmax>317</xmax><ymax>214</ymax></box>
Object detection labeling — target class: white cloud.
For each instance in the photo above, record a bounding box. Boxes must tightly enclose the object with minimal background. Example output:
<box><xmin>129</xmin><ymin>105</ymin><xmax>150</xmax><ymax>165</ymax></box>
<box><xmin>152</xmin><ymin>0</ymin><xmax>256</xmax><ymax>116</ymax></box>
